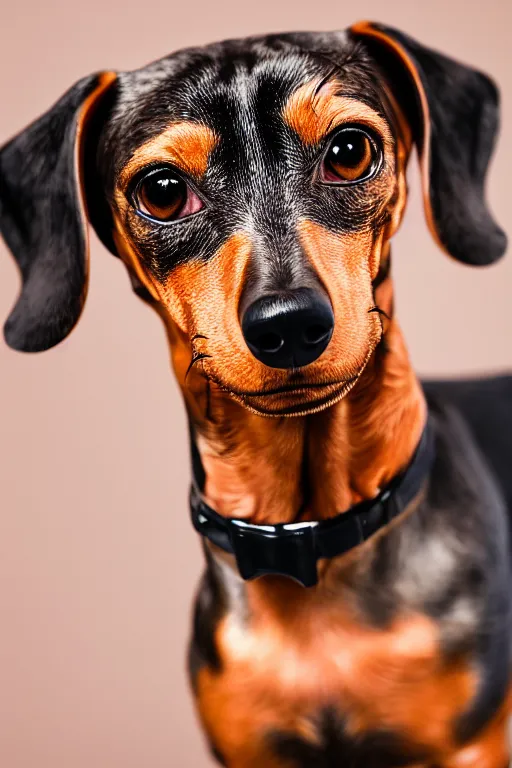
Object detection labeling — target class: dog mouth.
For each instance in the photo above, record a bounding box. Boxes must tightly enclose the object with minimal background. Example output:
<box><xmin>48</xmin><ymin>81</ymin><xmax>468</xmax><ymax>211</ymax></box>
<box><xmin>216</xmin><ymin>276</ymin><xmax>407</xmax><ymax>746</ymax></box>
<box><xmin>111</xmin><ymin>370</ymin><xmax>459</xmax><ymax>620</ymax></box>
<box><xmin>217</xmin><ymin>376</ymin><xmax>360</xmax><ymax>417</ymax></box>
<box><xmin>188</xmin><ymin>332</ymin><xmax>379</xmax><ymax>417</ymax></box>
<box><xmin>233</xmin><ymin>376</ymin><xmax>358</xmax><ymax>416</ymax></box>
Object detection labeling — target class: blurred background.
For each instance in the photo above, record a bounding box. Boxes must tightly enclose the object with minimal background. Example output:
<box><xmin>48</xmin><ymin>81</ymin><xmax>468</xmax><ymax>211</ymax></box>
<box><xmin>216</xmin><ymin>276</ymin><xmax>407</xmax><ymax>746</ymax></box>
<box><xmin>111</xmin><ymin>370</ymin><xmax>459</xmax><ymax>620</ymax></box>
<box><xmin>0</xmin><ymin>0</ymin><xmax>511</xmax><ymax>765</ymax></box>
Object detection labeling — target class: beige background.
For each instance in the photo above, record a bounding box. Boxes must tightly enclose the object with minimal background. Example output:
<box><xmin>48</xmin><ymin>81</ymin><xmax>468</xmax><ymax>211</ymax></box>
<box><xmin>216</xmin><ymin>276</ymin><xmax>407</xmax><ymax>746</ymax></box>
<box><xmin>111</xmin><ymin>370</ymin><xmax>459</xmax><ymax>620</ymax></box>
<box><xmin>0</xmin><ymin>0</ymin><xmax>511</xmax><ymax>766</ymax></box>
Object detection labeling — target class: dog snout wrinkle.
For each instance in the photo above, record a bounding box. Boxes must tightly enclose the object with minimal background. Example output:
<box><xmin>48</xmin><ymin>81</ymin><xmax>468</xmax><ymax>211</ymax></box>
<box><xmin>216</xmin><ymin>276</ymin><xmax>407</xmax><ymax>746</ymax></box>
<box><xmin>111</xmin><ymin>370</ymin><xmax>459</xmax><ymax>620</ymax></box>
<box><xmin>241</xmin><ymin>288</ymin><xmax>334</xmax><ymax>369</ymax></box>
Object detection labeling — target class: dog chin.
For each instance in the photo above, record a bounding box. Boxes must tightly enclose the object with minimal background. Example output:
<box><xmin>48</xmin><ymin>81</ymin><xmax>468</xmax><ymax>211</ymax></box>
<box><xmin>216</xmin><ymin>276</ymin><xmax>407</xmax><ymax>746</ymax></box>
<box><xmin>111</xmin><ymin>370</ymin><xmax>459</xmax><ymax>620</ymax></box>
<box><xmin>207</xmin><ymin>344</ymin><xmax>377</xmax><ymax>417</ymax></box>
<box><xmin>230</xmin><ymin>377</ymin><xmax>361</xmax><ymax>417</ymax></box>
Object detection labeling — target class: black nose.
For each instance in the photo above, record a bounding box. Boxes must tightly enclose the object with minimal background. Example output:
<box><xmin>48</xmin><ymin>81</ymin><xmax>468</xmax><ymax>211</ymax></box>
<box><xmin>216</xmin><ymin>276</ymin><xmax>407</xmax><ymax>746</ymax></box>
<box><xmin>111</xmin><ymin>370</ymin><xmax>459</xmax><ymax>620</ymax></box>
<box><xmin>241</xmin><ymin>288</ymin><xmax>334</xmax><ymax>369</ymax></box>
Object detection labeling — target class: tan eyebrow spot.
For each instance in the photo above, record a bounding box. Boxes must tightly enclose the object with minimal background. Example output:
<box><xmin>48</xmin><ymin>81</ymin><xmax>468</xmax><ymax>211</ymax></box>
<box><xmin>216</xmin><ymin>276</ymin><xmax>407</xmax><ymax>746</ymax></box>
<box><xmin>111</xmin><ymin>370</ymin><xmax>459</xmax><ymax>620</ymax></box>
<box><xmin>119</xmin><ymin>121</ymin><xmax>218</xmax><ymax>188</ymax></box>
<box><xmin>282</xmin><ymin>79</ymin><xmax>393</xmax><ymax>148</ymax></box>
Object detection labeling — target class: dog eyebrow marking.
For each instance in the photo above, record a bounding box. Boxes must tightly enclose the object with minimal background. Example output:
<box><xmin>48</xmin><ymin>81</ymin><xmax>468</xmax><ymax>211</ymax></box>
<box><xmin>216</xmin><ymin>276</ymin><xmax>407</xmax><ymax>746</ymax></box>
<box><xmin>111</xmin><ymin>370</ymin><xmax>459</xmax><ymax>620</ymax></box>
<box><xmin>283</xmin><ymin>79</ymin><xmax>394</xmax><ymax>147</ymax></box>
<box><xmin>119</xmin><ymin>121</ymin><xmax>218</xmax><ymax>187</ymax></box>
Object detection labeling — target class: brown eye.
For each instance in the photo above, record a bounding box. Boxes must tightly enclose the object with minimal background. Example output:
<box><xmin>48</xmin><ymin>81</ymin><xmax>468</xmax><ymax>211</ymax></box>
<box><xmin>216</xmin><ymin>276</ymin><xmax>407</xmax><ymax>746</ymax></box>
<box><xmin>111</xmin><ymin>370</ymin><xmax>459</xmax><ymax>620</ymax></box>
<box><xmin>322</xmin><ymin>128</ymin><xmax>378</xmax><ymax>183</ymax></box>
<box><xmin>134</xmin><ymin>168</ymin><xmax>203</xmax><ymax>222</ymax></box>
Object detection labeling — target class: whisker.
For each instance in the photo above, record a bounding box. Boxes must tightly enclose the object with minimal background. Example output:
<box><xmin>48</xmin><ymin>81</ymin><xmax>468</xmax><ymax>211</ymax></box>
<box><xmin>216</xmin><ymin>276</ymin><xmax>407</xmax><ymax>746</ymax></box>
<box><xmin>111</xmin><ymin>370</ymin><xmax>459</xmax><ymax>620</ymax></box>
<box><xmin>368</xmin><ymin>306</ymin><xmax>391</xmax><ymax>320</ymax></box>
<box><xmin>186</xmin><ymin>352</ymin><xmax>212</xmax><ymax>379</ymax></box>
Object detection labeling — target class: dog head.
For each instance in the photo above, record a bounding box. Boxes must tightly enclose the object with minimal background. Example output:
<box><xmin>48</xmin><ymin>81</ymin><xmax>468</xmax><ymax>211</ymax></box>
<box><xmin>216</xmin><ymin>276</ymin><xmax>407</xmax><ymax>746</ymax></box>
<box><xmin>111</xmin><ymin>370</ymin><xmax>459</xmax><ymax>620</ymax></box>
<box><xmin>0</xmin><ymin>23</ymin><xmax>506</xmax><ymax>417</ymax></box>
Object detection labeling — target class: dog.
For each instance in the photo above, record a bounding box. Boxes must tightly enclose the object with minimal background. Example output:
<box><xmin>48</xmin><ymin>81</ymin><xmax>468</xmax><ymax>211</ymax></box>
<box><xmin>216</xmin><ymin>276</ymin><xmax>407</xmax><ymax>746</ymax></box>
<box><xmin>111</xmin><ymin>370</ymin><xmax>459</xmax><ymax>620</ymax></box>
<box><xmin>1</xmin><ymin>20</ymin><xmax>512</xmax><ymax>767</ymax></box>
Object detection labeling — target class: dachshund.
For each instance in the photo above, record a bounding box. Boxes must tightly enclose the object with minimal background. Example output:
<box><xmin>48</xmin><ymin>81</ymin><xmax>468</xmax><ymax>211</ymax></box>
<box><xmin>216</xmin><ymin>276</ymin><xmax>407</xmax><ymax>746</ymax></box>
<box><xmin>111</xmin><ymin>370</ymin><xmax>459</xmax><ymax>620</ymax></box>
<box><xmin>1</xmin><ymin>21</ymin><xmax>512</xmax><ymax>768</ymax></box>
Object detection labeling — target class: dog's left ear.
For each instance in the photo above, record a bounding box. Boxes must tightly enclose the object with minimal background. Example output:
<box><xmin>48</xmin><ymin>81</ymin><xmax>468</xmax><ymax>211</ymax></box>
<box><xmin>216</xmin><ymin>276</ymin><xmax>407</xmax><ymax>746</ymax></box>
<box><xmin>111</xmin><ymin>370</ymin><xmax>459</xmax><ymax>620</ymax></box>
<box><xmin>351</xmin><ymin>22</ymin><xmax>507</xmax><ymax>266</ymax></box>
<box><xmin>0</xmin><ymin>72</ymin><xmax>117</xmax><ymax>352</ymax></box>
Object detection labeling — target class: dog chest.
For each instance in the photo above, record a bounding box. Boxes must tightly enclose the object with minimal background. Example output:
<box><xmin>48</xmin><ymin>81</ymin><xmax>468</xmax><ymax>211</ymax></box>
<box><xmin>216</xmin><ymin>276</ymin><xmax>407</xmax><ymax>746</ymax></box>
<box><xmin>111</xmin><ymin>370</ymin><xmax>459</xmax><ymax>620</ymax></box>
<box><xmin>195</xmin><ymin>606</ymin><xmax>479</xmax><ymax>766</ymax></box>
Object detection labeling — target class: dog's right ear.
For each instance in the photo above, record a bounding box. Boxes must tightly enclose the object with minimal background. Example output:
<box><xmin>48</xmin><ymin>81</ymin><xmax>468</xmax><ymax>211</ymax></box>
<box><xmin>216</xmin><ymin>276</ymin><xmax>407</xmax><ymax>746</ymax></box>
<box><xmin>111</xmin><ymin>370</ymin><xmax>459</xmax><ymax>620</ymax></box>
<box><xmin>351</xmin><ymin>22</ymin><xmax>507</xmax><ymax>267</ymax></box>
<box><xmin>0</xmin><ymin>72</ymin><xmax>117</xmax><ymax>352</ymax></box>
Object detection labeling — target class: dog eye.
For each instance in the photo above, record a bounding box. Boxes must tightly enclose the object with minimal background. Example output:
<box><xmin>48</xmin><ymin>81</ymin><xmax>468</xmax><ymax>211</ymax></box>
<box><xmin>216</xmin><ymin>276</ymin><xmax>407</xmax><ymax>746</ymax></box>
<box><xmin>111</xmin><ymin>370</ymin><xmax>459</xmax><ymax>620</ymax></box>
<box><xmin>133</xmin><ymin>168</ymin><xmax>203</xmax><ymax>222</ymax></box>
<box><xmin>321</xmin><ymin>128</ymin><xmax>379</xmax><ymax>184</ymax></box>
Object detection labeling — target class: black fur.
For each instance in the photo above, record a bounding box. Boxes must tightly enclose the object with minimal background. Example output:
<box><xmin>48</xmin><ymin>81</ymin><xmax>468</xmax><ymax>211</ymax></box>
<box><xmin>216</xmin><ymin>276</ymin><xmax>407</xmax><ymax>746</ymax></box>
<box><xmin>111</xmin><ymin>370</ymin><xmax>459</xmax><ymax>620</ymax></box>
<box><xmin>423</xmin><ymin>377</ymin><xmax>512</xmax><ymax>741</ymax></box>
<box><xmin>1</xmin><ymin>25</ymin><xmax>511</xmax><ymax>765</ymax></box>
<box><xmin>359</xmin><ymin>384</ymin><xmax>512</xmax><ymax>744</ymax></box>
<box><xmin>0</xmin><ymin>26</ymin><xmax>506</xmax><ymax>350</ymax></box>
<box><xmin>0</xmin><ymin>73</ymin><xmax>116</xmax><ymax>351</ymax></box>
<box><xmin>187</xmin><ymin>546</ymin><xmax>226</xmax><ymax>691</ymax></box>
<box><xmin>191</xmin><ymin>378</ymin><xmax>512</xmax><ymax>763</ymax></box>
<box><xmin>352</xmin><ymin>23</ymin><xmax>507</xmax><ymax>266</ymax></box>
<box><xmin>423</xmin><ymin>375</ymin><xmax>512</xmax><ymax>514</ymax></box>
<box><xmin>98</xmin><ymin>33</ymin><xmax>394</xmax><ymax>293</ymax></box>
<box><xmin>268</xmin><ymin>708</ymin><xmax>431</xmax><ymax>767</ymax></box>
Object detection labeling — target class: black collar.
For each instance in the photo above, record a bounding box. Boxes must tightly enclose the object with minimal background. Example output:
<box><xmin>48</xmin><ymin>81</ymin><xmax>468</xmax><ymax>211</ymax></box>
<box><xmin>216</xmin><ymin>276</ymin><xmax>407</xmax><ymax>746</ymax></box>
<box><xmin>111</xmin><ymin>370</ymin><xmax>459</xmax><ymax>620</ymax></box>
<box><xmin>190</xmin><ymin>420</ymin><xmax>435</xmax><ymax>588</ymax></box>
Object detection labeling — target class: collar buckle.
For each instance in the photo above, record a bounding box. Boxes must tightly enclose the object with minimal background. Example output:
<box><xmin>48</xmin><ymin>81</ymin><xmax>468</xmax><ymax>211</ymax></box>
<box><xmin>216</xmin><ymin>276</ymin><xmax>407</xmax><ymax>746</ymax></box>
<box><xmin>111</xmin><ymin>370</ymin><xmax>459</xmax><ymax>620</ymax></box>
<box><xmin>227</xmin><ymin>519</ymin><xmax>319</xmax><ymax>587</ymax></box>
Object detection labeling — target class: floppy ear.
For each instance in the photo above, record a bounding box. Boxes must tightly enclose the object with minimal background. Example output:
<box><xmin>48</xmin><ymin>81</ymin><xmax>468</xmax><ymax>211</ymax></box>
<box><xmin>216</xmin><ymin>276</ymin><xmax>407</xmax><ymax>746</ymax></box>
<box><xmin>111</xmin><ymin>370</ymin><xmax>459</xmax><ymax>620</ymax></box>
<box><xmin>0</xmin><ymin>71</ymin><xmax>117</xmax><ymax>352</ymax></box>
<box><xmin>351</xmin><ymin>22</ymin><xmax>507</xmax><ymax>266</ymax></box>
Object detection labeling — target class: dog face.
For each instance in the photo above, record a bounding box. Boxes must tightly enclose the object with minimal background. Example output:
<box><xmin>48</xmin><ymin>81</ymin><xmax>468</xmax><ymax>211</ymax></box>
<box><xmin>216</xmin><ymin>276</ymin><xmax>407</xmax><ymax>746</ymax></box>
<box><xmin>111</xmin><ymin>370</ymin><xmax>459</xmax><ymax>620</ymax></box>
<box><xmin>0</xmin><ymin>23</ymin><xmax>506</xmax><ymax>417</ymax></box>
<box><xmin>103</xmin><ymin>33</ymin><xmax>407</xmax><ymax>416</ymax></box>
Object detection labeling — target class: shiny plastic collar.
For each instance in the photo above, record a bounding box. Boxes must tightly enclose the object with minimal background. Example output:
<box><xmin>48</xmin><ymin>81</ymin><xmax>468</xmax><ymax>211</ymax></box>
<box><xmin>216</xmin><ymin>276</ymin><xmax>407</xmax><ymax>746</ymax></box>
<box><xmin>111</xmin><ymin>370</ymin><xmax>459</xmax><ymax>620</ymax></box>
<box><xmin>190</xmin><ymin>420</ymin><xmax>434</xmax><ymax>587</ymax></box>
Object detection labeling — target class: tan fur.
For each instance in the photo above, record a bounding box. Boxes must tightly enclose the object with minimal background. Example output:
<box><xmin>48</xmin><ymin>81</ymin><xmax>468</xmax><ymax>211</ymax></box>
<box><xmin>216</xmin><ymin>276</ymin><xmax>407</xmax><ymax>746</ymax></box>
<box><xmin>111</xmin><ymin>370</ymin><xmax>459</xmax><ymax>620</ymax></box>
<box><xmin>350</xmin><ymin>21</ymin><xmax>451</xmax><ymax>259</ymax></box>
<box><xmin>282</xmin><ymin>80</ymin><xmax>394</xmax><ymax>150</ymax></box>
<box><xmin>117</xmin><ymin>121</ymin><xmax>218</xmax><ymax>191</ymax></box>
<box><xmin>197</xmin><ymin>594</ymin><xmax>479</xmax><ymax>767</ymax></box>
<box><xmin>107</xmin><ymin>80</ymin><xmax>510</xmax><ymax>765</ymax></box>
<box><xmin>75</xmin><ymin>71</ymin><xmax>118</xmax><ymax>309</ymax></box>
<box><xmin>110</xmin><ymin>93</ymin><xmax>424</xmax><ymax>522</ymax></box>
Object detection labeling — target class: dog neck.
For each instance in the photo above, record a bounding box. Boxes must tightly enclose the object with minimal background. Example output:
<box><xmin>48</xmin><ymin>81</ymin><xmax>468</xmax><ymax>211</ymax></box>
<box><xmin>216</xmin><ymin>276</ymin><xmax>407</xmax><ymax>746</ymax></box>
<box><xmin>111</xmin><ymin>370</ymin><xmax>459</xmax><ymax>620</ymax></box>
<box><xmin>179</xmin><ymin>271</ymin><xmax>427</xmax><ymax>526</ymax></box>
